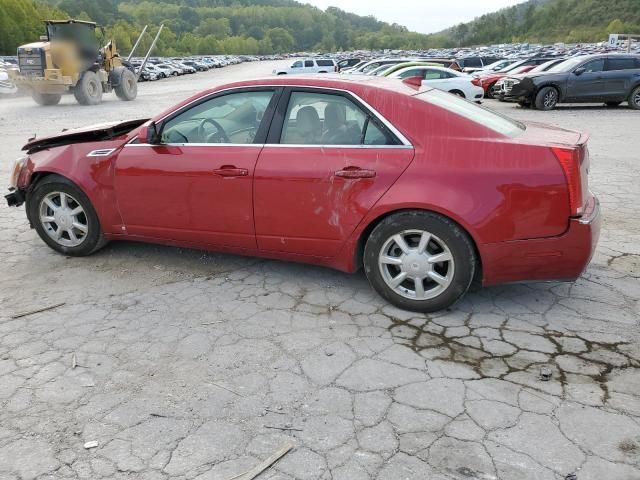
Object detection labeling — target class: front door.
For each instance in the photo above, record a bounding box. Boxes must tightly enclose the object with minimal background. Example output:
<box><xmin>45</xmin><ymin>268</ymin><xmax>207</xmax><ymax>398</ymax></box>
<box><xmin>254</xmin><ymin>89</ymin><xmax>415</xmax><ymax>258</ymax></box>
<box><xmin>566</xmin><ymin>58</ymin><xmax>605</xmax><ymax>101</ymax></box>
<box><xmin>114</xmin><ymin>88</ymin><xmax>279</xmax><ymax>249</ymax></box>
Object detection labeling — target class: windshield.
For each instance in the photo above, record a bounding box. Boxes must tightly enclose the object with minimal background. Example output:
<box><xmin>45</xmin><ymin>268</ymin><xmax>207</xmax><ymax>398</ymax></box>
<box><xmin>499</xmin><ymin>61</ymin><xmax>524</xmax><ymax>73</ymax></box>
<box><xmin>415</xmin><ymin>89</ymin><xmax>525</xmax><ymax>137</ymax></box>
<box><xmin>547</xmin><ymin>57</ymin><xmax>587</xmax><ymax>73</ymax></box>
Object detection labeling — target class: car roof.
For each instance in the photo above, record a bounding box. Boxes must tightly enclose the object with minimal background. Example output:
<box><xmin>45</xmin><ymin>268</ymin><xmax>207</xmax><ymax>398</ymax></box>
<box><xmin>199</xmin><ymin>75</ymin><xmax>420</xmax><ymax>99</ymax></box>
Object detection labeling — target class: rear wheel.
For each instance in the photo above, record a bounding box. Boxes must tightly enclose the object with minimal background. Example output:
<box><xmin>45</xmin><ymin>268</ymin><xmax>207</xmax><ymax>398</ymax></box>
<box><xmin>74</xmin><ymin>71</ymin><xmax>102</xmax><ymax>106</ymax></box>
<box><xmin>363</xmin><ymin>211</ymin><xmax>476</xmax><ymax>313</ymax></box>
<box><xmin>114</xmin><ymin>67</ymin><xmax>137</xmax><ymax>101</ymax></box>
<box><xmin>628</xmin><ymin>86</ymin><xmax>640</xmax><ymax>110</ymax></box>
<box><xmin>31</xmin><ymin>91</ymin><xmax>61</xmax><ymax>106</ymax></box>
<box><xmin>27</xmin><ymin>175</ymin><xmax>106</xmax><ymax>256</ymax></box>
<box><xmin>535</xmin><ymin>86</ymin><xmax>558</xmax><ymax>111</ymax></box>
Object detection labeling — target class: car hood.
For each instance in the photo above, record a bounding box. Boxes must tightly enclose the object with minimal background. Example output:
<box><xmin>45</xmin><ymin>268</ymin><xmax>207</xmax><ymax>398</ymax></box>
<box><xmin>22</xmin><ymin>119</ymin><xmax>149</xmax><ymax>154</ymax></box>
<box><xmin>522</xmin><ymin>72</ymin><xmax>568</xmax><ymax>82</ymax></box>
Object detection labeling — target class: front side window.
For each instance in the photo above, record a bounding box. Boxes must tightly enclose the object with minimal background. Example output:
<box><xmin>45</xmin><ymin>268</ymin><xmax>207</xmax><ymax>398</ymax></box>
<box><xmin>280</xmin><ymin>91</ymin><xmax>396</xmax><ymax>146</ymax></box>
<box><xmin>397</xmin><ymin>68</ymin><xmax>426</xmax><ymax>79</ymax></box>
<box><xmin>291</xmin><ymin>61</ymin><xmax>302</xmax><ymax>68</ymax></box>
<box><xmin>161</xmin><ymin>90</ymin><xmax>275</xmax><ymax>144</ymax></box>
<box><xmin>581</xmin><ymin>59</ymin><xmax>605</xmax><ymax>73</ymax></box>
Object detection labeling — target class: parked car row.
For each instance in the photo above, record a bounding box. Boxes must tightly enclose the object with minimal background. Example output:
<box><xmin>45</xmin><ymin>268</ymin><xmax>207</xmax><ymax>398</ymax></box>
<box><xmin>130</xmin><ymin>55</ymin><xmax>266</xmax><ymax>82</ymax></box>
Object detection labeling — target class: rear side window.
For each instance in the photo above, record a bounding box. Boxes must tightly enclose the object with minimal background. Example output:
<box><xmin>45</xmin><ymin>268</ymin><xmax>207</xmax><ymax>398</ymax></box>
<box><xmin>316</xmin><ymin>60</ymin><xmax>334</xmax><ymax>67</ymax></box>
<box><xmin>415</xmin><ymin>89</ymin><xmax>524</xmax><ymax>137</ymax></box>
<box><xmin>464</xmin><ymin>58</ymin><xmax>482</xmax><ymax>67</ymax></box>
<box><xmin>607</xmin><ymin>58</ymin><xmax>638</xmax><ymax>71</ymax></box>
<box><xmin>280</xmin><ymin>91</ymin><xmax>397</xmax><ymax>146</ymax></box>
<box><xmin>304</xmin><ymin>60</ymin><xmax>314</xmax><ymax>67</ymax></box>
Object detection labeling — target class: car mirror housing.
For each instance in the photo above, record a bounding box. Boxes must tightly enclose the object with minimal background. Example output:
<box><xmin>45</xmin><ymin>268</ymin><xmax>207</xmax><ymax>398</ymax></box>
<box><xmin>574</xmin><ymin>67</ymin><xmax>586</xmax><ymax>76</ymax></box>
<box><xmin>139</xmin><ymin>122</ymin><xmax>160</xmax><ymax>144</ymax></box>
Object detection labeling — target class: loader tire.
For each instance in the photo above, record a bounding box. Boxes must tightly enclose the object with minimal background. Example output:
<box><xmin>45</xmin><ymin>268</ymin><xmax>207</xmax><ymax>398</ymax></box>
<box><xmin>74</xmin><ymin>71</ymin><xmax>102</xmax><ymax>106</ymax></box>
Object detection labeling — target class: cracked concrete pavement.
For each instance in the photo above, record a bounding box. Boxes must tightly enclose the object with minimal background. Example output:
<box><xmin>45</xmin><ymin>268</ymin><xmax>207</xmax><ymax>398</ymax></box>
<box><xmin>0</xmin><ymin>60</ymin><xmax>639</xmax><ymax>480</ymax></box>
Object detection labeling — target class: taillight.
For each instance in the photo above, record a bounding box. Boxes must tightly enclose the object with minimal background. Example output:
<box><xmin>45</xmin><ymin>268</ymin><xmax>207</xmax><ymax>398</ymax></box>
<box><xmin>471</xmin><ymin>77</ymin><xmax>481</xmax><ymax>87</ymax></box>
<box><xmin>552</xmin><ymin>146</ymin><xmax>584</xmax><ymax>216</ymax></box>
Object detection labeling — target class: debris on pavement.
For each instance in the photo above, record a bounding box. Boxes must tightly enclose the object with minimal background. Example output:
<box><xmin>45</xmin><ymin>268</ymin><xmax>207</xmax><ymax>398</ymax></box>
<box><xmin>227</xmin><ymin>441</ymin><xmax>294</xmax><ymax>480</ymax></box>
<box><xmin>83</xmin><ymin>441</ymin><xmax>98</xmax><ymax>449</ymax></box>
<box><xmin>10</xmin><ymin>302</ymin><xmax>65</xmax><ymax>319</ymax></box>
<box><xmin>540</xmin><ymin>366</ymin><xmax>553</xmax><ymax>381</ymax></box>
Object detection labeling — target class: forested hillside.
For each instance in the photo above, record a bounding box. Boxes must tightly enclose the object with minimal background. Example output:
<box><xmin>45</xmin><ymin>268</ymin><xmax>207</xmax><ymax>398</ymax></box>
<box><xmin>445</xmin><ymin>0</ymin><xmax>640</xmax><ymax>46</ymax></box>
<box><xmin>0</xmin><ymin>0</ymin><xmax>434</xmax><ymax>55</ymax></box>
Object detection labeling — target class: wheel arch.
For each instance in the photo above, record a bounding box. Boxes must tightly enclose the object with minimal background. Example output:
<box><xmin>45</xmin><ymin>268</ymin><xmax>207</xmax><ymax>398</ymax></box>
<box><xmin>352</xmin><ymin>207</ymin><xmax>483</xmax><ymax>283</ymax></box>
<box><xmin>534</xmin><ymin>82</ymin><xmax>563</xmax><ymax>101</ymax></box>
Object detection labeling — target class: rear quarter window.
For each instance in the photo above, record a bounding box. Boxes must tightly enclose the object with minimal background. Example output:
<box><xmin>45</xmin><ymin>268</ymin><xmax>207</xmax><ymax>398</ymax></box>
<box><xmin>415</xmin><ymin>89</ymin><xmax>525</xmax><ymax>137</ymax></box>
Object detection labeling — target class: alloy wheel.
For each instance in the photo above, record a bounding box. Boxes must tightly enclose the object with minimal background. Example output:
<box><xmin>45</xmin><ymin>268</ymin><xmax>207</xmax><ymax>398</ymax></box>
<box><xmin>38</xmin><ymin>191</ymin><xmax>88</xmax><ymax>247</ymax></box>
<box><xmin>544</xmin><ymin>90</ymin><xmax>557</xmax><ymax>108</ymax></box>
<box><xmin>378</xmin><ymin>229</ymin><xmax>455</xmax><ymax>300</ymax></box>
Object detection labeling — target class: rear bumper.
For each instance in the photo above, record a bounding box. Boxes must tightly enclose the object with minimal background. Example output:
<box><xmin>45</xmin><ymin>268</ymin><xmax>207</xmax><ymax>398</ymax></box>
<box><xmin>481</xmin><ymin>195</ymin><xmax>601</xmax><ymax>286</ymax></box>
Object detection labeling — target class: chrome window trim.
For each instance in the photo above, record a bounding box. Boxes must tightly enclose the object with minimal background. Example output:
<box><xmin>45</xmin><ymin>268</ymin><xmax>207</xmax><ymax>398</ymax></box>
<box><xmin>124</xmin><ymin>142</ymin><xmax>412</xmax><ymax>150</ymax></box>
<box><xmin>126</xmin><ymin>84</ymin><xmax>414</xmax><ymax>149</ymax></box>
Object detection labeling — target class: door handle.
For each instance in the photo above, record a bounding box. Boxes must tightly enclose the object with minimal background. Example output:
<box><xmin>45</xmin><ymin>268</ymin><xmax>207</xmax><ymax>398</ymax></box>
<box><xmin>212</xmin><ymin>165</ymin><xmax>248</xmax><ymax>177</ymax></box>
<box><xmin>335</xmin><ymin>167</ymin><xmax>376</xmax><ymax>179</ymax></box>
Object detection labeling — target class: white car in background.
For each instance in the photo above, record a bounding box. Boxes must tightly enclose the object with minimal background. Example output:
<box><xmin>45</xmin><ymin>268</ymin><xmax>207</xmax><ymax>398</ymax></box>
<box><xmin>273</xmin><ymin>58</ymin><xmax>337</xmax><ymax>75</ymax></box>
<box><xmin>389</xmin><ymin>65</ymin><xmax>485</xmax><ymax>102</ymax></box>
<box><xmin>0</xmin><ymin>69</ymin><xmax>17</xmax><ymax>94</ymax></box>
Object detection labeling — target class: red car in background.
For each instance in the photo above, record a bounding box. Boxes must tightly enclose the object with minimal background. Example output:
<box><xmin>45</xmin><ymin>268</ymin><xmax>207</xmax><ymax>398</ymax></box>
<box><xmin>5</xmin><ymin>76</ymin><xmax>600</xmax><ymax>312</ymax></box>
<box><xmin>474</xmin><ymin>57</ymin><xmax>560</xmax><ymax>98</ymax></box>
<box><xmin>475</xmin><ymin>64</ymin><xmax>537</xmax><ymax>98</ymax></box>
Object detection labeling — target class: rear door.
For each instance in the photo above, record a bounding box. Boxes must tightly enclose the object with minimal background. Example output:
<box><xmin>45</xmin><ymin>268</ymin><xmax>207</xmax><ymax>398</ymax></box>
<box><xmin>603</xmin><ymin>57</ymin><xmax>640</xmax><ymax>100</ymax></box>
<box><xmin>253</xmin><ymin>88</ymin><xmax>415</xmax><ymax>257</ymax></box>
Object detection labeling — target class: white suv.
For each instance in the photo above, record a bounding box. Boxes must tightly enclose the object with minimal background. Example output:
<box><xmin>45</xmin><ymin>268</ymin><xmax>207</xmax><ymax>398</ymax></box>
<box><xmin>273</xmin><ymin>58</ymin><xmax>337</xmax><ymax>75</ymax></box>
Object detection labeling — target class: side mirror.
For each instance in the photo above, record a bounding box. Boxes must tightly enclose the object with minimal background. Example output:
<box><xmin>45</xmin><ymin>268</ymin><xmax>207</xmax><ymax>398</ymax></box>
<box><xmin>574</xmin><ymin>67</ymin><xmax>586</xmax><ymax>76</ymax></box>
<box><xmin>402</xmin><ymin>76</ymin><xmax>423</xmax><ymax>89</ymax></box>
<box><xmin>138</xmin><ymin>122</ymin><xmax>160</xmax><ymax>144</ymax></box>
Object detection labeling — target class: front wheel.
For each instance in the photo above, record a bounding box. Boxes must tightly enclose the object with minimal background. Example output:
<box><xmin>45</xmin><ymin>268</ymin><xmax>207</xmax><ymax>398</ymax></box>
<box><xmin>363</xmin><ymin>211</ymin><xmax>477</xmax><ymax>312</ymax></box>
<box><xmin>74</xmin><ymin>71</ymin><xmax>102</xmax><ymax>105</ymax></box>
<box><xmin>114</xmin><ymin>67</ymin><xmax>137</xmax><ymax>101</ymax></box>
<box><xmin>485</xmin><ymin>82</ymin><xmax>496</xmax><ymax>99</ymax></box>
<box><xmin>535</xmin><ymin>86</ymin><xmax>558</xmax><ymax>111</ymax></box>
<box><xmin>628</xmin><ymin>86</ymin><xmax>640</xmax><ymax>110</ymax></box>
<box><xmin>27</xmin><ymin>175</ymin><xmax>106</xmax><ymax>256</ymax></box>
<box><xmin>31</xmin><ymin>91</ymin><xmax>61</xmax><ymax>106</ymax></box>
<box><xmin>449</xmin><ymin>90</ymin><xmax>465</xmax><ymax>98</ymax></box>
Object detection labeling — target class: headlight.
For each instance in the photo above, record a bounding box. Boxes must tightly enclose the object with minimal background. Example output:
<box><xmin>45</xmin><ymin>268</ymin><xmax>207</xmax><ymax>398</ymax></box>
<box><xmin>9</xmin><ymin>156</ymin><xmax>27</xmax><ymax>189</ymax></box>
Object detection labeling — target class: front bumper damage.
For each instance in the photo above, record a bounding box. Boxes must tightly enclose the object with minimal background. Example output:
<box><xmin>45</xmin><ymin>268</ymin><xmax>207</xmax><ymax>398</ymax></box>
<box><xmin>5</xmin><ymin>188</ymin><xmax>25</xmax><ymax>207</ymax></box>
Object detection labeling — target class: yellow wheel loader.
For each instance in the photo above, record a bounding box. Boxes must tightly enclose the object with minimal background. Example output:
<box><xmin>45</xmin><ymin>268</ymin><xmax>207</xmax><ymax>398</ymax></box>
<box><xmin>8</xmin><ymin>20</ymin><xmax>155</xmax><ymax>106</ymax></box>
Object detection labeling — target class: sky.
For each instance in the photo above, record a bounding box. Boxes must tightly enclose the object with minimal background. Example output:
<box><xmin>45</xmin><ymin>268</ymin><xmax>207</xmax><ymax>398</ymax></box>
<box><xmin>302</xmin><ymin>0</ymin><xmax>524</xmax><ymax>34</ymax></box>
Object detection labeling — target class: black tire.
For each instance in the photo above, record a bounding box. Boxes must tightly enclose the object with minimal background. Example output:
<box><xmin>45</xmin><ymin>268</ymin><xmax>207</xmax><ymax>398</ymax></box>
<box><xmin>628</xmin><ymin>85</ymin><xmax>640</xmax><ymax>110</ymax></box>
<box><xmin>605</xmin><ymin>101</ymin><xmax>621</xmax><ymax>108</ymax></box>
<box><xmin>485</xmin><ymin>82</ymin><xmax>496</xmax><ymax>99</ymax></box>
<box><xmin>534</xmin><ymin>86</ymin><xmax>558</xmax><ymax>111</ymax></box>
<box><xmin>73</xmin><ymin>71</ymin><xmax>103</xmax><ymax>106</ymax></box>
<box><xmin>27</xmin><ymin>175</ymin><xmax>106</xmax><ymax>256</ymax></box>
<box><xmin>277</xmin><ymin>72</ymin><xmax>286</xmax><ymax>75</ymax></box>
<box><xmin>114</xmin><ymin>67</ymin><xmax>138</xmax><ymax>101</ymax></box>
<box><xmin>363</xmin><ymin>211</ymin><xmax>477</xmax><ymax>313</ymax></box>
<box><xmin>449</xmin><ymin>90</ymin><xmax>465</xmax><ymax>98</ymax></box>
<box><xmin>31</xmin><ymin>91</ymin><xmax>61</xmax><ymax>106</ymax></box>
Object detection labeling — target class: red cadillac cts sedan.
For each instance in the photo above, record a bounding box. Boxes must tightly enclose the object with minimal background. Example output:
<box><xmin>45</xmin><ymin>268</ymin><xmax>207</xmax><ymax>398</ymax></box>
<box><xmin>5</xmin><ymin>76</ymin><xmax>600</xmax><ymax>312</ymax></box>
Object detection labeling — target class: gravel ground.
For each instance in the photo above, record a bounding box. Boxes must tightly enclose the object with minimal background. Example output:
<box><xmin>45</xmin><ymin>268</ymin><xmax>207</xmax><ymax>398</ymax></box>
<box><xmin>0</xmin><ymin>60</ymin><xmax>639</xmax><ymax>480</ymax></box>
